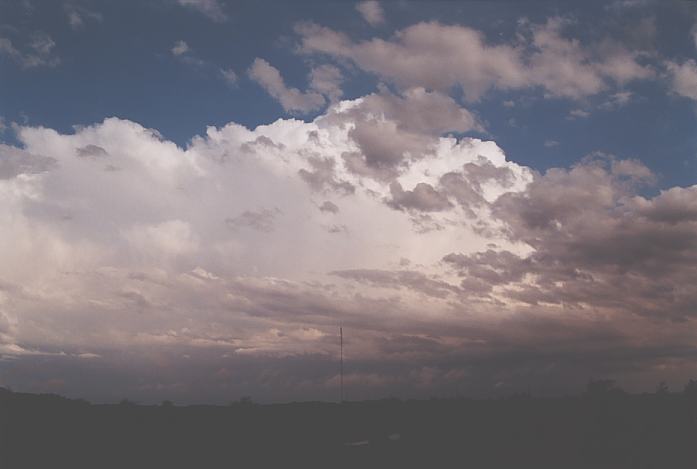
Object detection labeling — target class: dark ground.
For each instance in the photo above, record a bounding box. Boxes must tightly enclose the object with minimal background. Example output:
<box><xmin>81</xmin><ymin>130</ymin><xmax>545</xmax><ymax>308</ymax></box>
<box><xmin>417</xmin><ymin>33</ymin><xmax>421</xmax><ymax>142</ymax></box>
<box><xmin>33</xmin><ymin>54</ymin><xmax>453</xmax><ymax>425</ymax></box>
<box><xmin>1</xmin><ymin>386</ymin><xmax>695</xmax><ymax>468</ymax></box>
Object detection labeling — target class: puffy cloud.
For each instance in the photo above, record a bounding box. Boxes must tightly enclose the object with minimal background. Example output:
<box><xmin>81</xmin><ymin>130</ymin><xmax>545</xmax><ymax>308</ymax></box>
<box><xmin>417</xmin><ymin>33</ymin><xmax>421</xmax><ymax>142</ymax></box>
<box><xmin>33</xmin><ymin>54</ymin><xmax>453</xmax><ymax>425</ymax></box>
<box><xmin>387</xmin><ymin>182</ymin><xmax>452</xmax><ymax>212</ymax></box>
<box><xmin>629</xmin><ymin>185</ymin><xmax>697</xmax><ymax>224</ymax></box>
<box><xmin>170</xmin><ymin>40</ymin><xmax>206</xmax><ymax>68</ymax></box>
<box><xmin>599</xmin><ymin>91</ymin><xmax>633</xmax><ymax>110</ymax></box>
<box><xmin>309</xmin><ymin>64</ymin><xmax>344</xmax><ymax>102</ymax></box>
<box><xmin>568</xmin><ymin>108</ymin><xmax>590</xmax><ymax>119</ymax></box>
<box><xmin>356</xmin><ymin>1</ymin><xmax>384</xmax><ymax>26</ymax></box>
<box><xmin>344</xmin><ymin>119</ymin><xmax>421</xmax><ymax>180</ymax></box>
<box><xmin>296</xmin><ymin>21</ymin><xmax>526</xmax><ymax>100</ymax></box>
<box><xmin>296</xmin><ymin>18</ymin><xmax>653</xmax><ymax>100</ymax></box>
<box><xmin>666</xmin><ymin>59</ymin><xmax>697</xmax><ymax>101</ymax></box>
<box><xmin>0</xmin><ymin>144</ymin><xmax>56</xmax><ymax>179</ymax></box>
<box><xmin>171</xmin><ymin>40</ymin><xmax>190</xmax><ymax>56</ymax></box>
<box><xmin>323</xmin><ymin>87</ymin><xmax>481</xmax><ymax>181</ymax></box>
<box><xmin>526</xmin><ymin>18</ymin><xmax>653</xmax><ymax>98</ymax></box>
<box><xmin>64</xmin><ymin>2</ymin><xmax>103</xmax><ymax>30</ymax></box>
<box><xmin>248</xmin><ymin>58</ymin><xmax>326</xmax><ymax>114</ymax></box>
<box><xmin>298</xmin><ymin>156</ymin><xmax>355</xmax><ymax>194</ymax></box>
<box><xmin>435</xmin><ymin>157</ymin><xmax>697</xmax><ymax>325</ymax></box>
<box><xmin>360</xmin><ymin>87</ymin><xmax>480</xmax><ymax>135</ymax></box>
<box><xmin>220</xmin><ymin>68</ymin><xmax>238</xmax><ymax>86</ymax></box>
<box><xmin>1</xmin><ymin>95</ymin><xmax>695</xmax><ymax>401</ymax></box>
<box><xmin>0</xmin><ymin>104</ymin><xmax>519</xmax><ymax>357</ymax></box>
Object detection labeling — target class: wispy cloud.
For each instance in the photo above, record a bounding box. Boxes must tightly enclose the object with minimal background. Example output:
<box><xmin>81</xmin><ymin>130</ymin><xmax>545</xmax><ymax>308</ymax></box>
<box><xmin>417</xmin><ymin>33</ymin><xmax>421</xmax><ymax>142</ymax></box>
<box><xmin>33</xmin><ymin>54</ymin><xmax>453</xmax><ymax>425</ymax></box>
<box><xmin>177</xmin><ymin>0</ymin><xmax>227</xmax><ymax>22</ymax></box>
<box><xmin>64</xmin><ymin>2</ymin><xmax>103</xmax><ymax>30</ymax></box>
<box><xmin>356</xmin><ymin>1</ymin><xmax>384</xmax><ymax>26</ymax></box>
<box><xmin>248</xmin><ymin>58</ymin><xmax>325</xmax><ymax>113</ymax></box>
<box><xmin>0</xmin><ymin>33</ymin><xmax>59</xmax><ymax>68</ymax></box>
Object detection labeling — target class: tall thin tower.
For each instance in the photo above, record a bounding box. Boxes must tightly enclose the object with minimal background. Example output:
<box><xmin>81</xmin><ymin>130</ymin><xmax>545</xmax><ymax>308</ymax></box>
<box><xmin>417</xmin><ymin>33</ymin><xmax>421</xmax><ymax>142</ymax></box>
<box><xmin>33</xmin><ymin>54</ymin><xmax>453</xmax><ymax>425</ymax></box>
<box><xmin>340</xmin><ymin>326</ymin><xmax>344</xmax><ymax>403</ymax></box>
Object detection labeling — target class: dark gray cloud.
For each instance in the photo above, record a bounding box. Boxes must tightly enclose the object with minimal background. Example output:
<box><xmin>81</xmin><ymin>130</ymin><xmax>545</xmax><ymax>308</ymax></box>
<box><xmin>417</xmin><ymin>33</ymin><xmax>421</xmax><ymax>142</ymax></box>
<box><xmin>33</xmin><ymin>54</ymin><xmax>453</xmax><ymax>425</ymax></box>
<box><xmin>344</xmin><ymin>120</ymin><xmax>421</xmax><ymax>180</ymax></box>
<box><xmin>387</xmin><ymin>181</ymin><xmax>453</xmax><ymax>212</ymax></box>
<box><xmin>359</xmin><ymin>88</ymin><xmax>480</xmax><ymax>136</ymax></box>
<box><xmin>445</xmin><ymin>157</ymin><xmax>697</xmax><ymax>320</ymax></box>
<box><xmin>629</xmin><ymin>186</ymin><xmax>697</xmax><ymax>224</ymax></box>
<box><xmin>298</xmin><ymin>156</ymin><xmax>355</xmax><ymax>194</ymax></box>
<box><xmin>379</xmin><ymin>154</ymin><xmax>518</xmax><ymax>216</ymax></box>
<box><xmin>326</xmin><ymin>224</ymin><xmax>348</xmax><ymax>234</ymax></box>
<box><xmin>461</xmin><ymin>158</ymin><xmax>516</xmax><ymax>192</ymax></box>
<box><xmin>443</xmin><ymin>249</ymin><xmax>530</xmax><ymax>295</ymax></box>
<box><xmin>76</xmin><ymin>144</ymin><xmax>109</xmax><ymax>159</ymax></box>
<box><xmin>296</xmin><ymin>19</ymin><xmax>653</xmax><ymax>100</ymax></box>
<box><xmin>331</xmin><ymin>269</ymin><xmax>459</xmax><ymax>299</ymax></box>
<box><xmin>438</xmin><ymin>173</ymin><xmax>483</xmax><ymax>217</ymax></box>
<box><xmin>322</xmin><ymin>87</ymin><xmax>480</xmax><ymax>181</ymax></box>
<box><xmin>225</xmin><ymin>208</ymin><xmax>281</xmax><ymax>233</ymax></box>
<box><xmin>3</xmin><ymin>318</ymin><xmax>696</xmax><ymax>404</ymax></box>
<box><xmin>248</xmin><ymin>58</ymin><xmax>325</xmax><ymax>113</ymax></box>
<box><xmin>318</xmin><ymin>200</ymin><xmax>339</xmax><ymax>214</ymax></box>
<box><xmin>240</xmin><ymin>135</ymin><xmax>286</xmax><ymax>154</ymax></box>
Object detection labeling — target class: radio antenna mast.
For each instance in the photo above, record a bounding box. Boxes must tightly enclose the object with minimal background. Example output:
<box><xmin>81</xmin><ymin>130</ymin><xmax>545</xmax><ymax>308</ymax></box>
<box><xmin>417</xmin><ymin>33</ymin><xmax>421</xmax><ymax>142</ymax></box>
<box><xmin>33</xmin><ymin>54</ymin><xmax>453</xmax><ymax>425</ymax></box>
<box><xmin>340</xmin><ymin>326</ymin><xmax>344</xmax><ymax>403</ymax></box>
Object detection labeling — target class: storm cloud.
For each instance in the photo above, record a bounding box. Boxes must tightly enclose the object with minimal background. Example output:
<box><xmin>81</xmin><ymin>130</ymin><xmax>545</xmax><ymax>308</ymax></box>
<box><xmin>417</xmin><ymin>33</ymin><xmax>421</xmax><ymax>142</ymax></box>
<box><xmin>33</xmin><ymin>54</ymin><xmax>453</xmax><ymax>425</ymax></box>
<box><xmin>1</xmin><ymin>108</ymin><xmax>695</xmax><ymax>403</ymax></box>
<box><xmin>2</xmin><ymin>2</ymin><xmax>697</xmax><ymax>404</ymax></box>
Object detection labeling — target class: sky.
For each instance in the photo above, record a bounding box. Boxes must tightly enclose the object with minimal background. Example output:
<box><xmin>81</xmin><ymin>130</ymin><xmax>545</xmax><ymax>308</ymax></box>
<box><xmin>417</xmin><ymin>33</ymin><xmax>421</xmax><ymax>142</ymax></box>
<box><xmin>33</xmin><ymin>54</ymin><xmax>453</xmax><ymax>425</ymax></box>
<box><xmin>1</xmin><ymin>0</ymin><xmax>697</xmax><ymax>404</ymax></box>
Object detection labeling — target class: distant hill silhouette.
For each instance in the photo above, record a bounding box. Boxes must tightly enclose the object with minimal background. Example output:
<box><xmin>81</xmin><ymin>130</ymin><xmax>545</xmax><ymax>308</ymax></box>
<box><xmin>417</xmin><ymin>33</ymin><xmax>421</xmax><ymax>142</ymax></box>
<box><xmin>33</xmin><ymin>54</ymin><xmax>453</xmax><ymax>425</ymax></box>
<box><xmin>1</xmin><ymin>385</ymin><xmax>695</xmax><ymax>468</ymax></box>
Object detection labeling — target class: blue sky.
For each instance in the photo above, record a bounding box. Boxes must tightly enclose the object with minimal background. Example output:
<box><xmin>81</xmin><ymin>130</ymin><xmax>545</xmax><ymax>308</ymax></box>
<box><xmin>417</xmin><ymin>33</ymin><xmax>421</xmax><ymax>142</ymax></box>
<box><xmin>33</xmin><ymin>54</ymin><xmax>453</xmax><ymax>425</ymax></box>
<box><xmin>2</xmin><ymin>1</ymin><xmax>697</xmax><ymax>403</ymax></box>
<box><xmin>2</xmin><ymin>1</ymin><xmax>697</xmax><ymax>185</ymax></box>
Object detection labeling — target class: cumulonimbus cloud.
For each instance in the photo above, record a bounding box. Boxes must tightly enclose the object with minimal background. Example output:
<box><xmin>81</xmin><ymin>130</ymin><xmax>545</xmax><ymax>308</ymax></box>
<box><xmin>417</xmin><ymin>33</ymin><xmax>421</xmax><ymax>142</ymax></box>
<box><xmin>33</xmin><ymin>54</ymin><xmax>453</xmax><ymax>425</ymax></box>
<box><xmin>1</xmin><ymin>90</ymin><xmax>696</xmax><ymax>402</ymax></box>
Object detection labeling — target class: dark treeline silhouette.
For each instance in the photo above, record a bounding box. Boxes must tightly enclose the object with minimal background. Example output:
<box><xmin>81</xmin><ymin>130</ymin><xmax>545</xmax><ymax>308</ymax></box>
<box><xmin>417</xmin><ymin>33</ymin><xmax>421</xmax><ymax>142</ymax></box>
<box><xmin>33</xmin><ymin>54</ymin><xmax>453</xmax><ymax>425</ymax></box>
<box><xmin>1</xmin><ymin>381</ymin><xmax>696</xmax><ymax>468</ymax></box>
